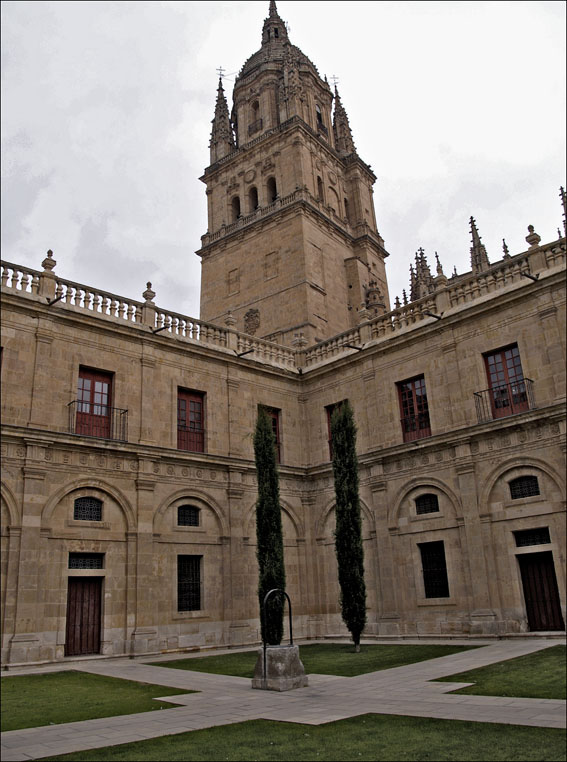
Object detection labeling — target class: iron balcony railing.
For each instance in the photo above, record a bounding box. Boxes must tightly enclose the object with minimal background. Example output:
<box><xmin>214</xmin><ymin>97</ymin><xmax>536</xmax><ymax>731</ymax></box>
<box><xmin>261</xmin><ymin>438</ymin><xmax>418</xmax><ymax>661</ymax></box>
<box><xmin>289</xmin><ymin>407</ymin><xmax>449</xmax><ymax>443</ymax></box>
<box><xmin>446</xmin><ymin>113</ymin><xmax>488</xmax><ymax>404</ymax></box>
<box><xmin>400</xmin><ymin>413</ymin><xmax>432</xmax><ymax>443</ymax></box>
<box><xmin>68</xmin><ymin>401</ymin><xmax>128</xmax><ymax>442</ymax></box>
<box><xmin>248</xmin><ymin>118</ymin><xmax>263</xmax><ymax>136</ymax></box>
<box><xmin>474</xmin><ymin>379</ymin><xmax>535</xmax><ymax>423</ymax></box>
<box><xmin>177</xmin><ymin>425</ymin><xmax>205</xmax><ymax>453</ymax></box>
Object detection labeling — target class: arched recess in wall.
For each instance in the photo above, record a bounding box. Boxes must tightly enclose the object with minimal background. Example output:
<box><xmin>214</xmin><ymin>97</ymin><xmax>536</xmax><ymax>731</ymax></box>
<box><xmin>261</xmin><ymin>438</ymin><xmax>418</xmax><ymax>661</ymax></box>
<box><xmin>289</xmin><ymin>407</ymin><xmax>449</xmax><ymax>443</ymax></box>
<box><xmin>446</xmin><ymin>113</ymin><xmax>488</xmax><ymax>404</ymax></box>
<box><xmin>153</xmin><ymin>488</ymin><xmax>228</xmax><ymax>536</ymax></box>
<box><xmin>267</xmin><ymin>176</ymin><xmax>278</xmax><ymax>203</ymax></box>
<box><xmin>389</xmin><ymin>477</ymin><xmax>462</xmax><ymax>530</ymax></box>
<box><xmin>248</xmin><ymin>186</ymin><xmax>259</xmax><ymax>212</ymax></box>
<box><xmin>315</xmin><ymin>497</ymin><xmax>374</xmax><ymax>540</ymax></box>
<box><xmin>327</xmin><ymin>187</ymin><xmax>339</xmax><ymax>215</ymax></box>
<box><xmin>1</xmin><ymin>481</ymin><xmax>20</xmax><ymax>527</ymax></box>
<box><xmin>243</xmin><ymin>499</ymin><xmax>304</xmax><ymax>542</ymax></box>
<box><xmin>480</xmin><ymin>457</ymin><xmax>566</xmax><ymax>513</ymax></box>
<box><xmin>231</xmin><ymin>196</ymin><xmax>241</xmax><ymax>221</ymax></box>
<box><xmin>41</xmin><ymin>479</ymin><xmax>136</xmax><ymax>531</ymax></box>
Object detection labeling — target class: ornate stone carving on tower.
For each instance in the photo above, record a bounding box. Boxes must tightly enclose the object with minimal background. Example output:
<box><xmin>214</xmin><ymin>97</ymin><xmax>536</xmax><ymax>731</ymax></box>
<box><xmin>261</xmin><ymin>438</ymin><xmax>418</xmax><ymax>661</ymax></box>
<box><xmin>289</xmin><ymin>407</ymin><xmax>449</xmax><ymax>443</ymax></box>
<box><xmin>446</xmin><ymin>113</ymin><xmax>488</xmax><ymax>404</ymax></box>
<box><xmin>209</xmin><ymin>78</ymin><xmax>235</xmax><ymax>164</ymax></box>
<box><xmin>409</xmin><ymin>248</ymin><xmax>435</xmax><ymax>301</ymax></box>
<box><xmin>196</xmin><ymin>1</ymin><xmax>390</xmax><ymax>346</ymax></box>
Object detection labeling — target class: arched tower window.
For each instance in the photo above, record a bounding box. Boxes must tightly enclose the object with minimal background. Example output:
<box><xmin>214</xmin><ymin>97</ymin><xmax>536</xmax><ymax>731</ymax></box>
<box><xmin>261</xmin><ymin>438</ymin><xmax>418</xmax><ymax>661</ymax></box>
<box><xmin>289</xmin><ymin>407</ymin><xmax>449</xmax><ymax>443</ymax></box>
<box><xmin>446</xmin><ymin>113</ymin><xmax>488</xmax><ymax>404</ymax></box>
<box><xmin>315</xmin><ymin>104</ymin><xmax>323</xmax><ymax>125</ymax></box>
<box><xmin>248</xmin><ymin>186</ymin><xmax>259</xmax><ymax>212</ymax></box>
<box><xmin>231</xmin><ymin>196</ymin><xmax>241</xmax><ymax>222</ymax></box>
<box><xmin>249</xmin><ymin>100</ymin><xmax>262</xmax><ymax>136</ymax></box>
<box><xmin>267</xmin><ymin>177</ymin><xmax>278</xmax><ymax>203</ymax></box>
<box><xmin>344</xmin><ymin>198</ymin><xmax>351</xmax><ymax>223</ymax></box>
<box><xmin>317</xmin><ymin>176</ymin><xmax>324</xmax><ymax>201</ymax></box>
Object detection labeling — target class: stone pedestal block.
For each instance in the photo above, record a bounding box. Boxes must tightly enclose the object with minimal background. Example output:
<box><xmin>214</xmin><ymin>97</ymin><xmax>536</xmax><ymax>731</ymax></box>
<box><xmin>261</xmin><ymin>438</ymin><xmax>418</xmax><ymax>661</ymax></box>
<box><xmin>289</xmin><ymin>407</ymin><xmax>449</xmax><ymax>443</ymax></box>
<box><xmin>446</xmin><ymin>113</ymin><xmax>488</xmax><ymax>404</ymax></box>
<box><xmin>251</xmin><ymin>645</ymin><xmax>308</xmax><ymax>691</ymax></box>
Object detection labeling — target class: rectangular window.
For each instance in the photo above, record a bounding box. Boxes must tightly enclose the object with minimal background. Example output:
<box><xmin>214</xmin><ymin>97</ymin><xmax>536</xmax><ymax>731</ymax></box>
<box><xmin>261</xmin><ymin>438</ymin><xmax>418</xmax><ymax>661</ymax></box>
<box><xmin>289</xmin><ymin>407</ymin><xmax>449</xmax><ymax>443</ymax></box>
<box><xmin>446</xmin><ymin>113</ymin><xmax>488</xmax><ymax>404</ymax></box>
<box><xmin>418</xmin><ymin>541</ymin><xmax>449</xmax><ymax>598</ymax></box>
<box><xmin>261</xmin><ymin>407</ymin><xmax>281</xmax><ymax>463</ymax></box>
<box><xmin>398</xmin><ymin>375</ymin><xmax>431</xmax><ymax>443</ymax></box>
<box><xmin>76</xmin><ymin>368</ymin><xmax>113</xmax><ymax>438</ymax></box>
<box><xmin>514</xmin><ymin>527</ymin><xmax>551</xmax><ymax>547</ymax></box>
<box><xmin>326</xmin><ymin>400</ymin><xmax>346</xmax><ymax>460</ymax></box>
<box><xmin>74</xmin><ymin>497</ymin><xmax>102</xmax><ymax>522</ymax></box>
<box><xmin>484</xmin><ymin>344</ymin><xmax>529</xmax><ymax>418</ymax></box>
<box><xmin>177</xmin><ymin>389</ymin><xmax>205</xmax><ymax>452</ymax></box>
<box><xmin>68</xmin><ymin>553</ymin><xmax>104</xmax><ymax>570</ymax></box>
<box><xmin>177</xmin><ymin>555</ymin><xmax>201</xmax><ymax>611</ymax></box>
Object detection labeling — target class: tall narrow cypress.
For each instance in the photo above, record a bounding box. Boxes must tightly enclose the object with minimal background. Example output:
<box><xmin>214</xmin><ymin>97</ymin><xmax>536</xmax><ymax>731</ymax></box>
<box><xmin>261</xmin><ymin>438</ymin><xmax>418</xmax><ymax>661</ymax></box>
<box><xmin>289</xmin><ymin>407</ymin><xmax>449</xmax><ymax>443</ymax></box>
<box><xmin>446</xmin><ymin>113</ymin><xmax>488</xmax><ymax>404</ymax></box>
<box><xmin>254</xmin><ymin>406</ymin><xmax>286</xmax><ymax>645</ymax></box>
<box><xmin>331</xmin><ymin>401</ymin><xmax>366</xmax><ymax>651</ymax></box>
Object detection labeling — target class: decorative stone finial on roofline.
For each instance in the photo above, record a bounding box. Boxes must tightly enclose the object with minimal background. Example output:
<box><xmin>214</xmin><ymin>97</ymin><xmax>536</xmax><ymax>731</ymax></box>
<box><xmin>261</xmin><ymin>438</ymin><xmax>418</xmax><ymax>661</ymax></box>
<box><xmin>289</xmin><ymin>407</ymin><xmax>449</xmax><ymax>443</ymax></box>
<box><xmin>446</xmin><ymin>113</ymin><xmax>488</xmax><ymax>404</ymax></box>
<box><xmin>42</xmin><ymin>249</ymin><xmax>56</xmax><ymax>272</ymax></box>
<box><xmin>143</xmin><ymin>282</ymin><xmax>156</xmax><ymax>303</ymax></box>
<box><xmin>525</xmin><ymin>225</ymin><xmax>541</xmax><ymax>248</ymax></box>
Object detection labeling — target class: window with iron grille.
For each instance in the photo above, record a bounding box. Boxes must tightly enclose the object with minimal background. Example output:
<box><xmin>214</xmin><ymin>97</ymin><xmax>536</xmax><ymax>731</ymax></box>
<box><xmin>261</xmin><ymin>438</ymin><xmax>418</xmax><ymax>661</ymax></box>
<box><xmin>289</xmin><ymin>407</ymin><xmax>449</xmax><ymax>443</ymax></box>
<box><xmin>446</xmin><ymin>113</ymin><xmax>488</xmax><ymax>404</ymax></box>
<box><xmin>178</xmin><ymin>505</ymin><xmax>200</xmax><ymax>527</ymax></box>
<box><xmin>326</xmin><ymin>400</ymin><xmax>347</xmax><ymax>460</ymax></box>
<box><xmin>398</xmin><ymin>375</ymin><xmax>431</xmax><ymax>443</ymax></box>
<box><xmin>177</xmin><ymin>389</ymin><xmax>205</xmax><ymax>452</ymax></box>
<box><xmin>178</xmin><ymin>555</ymin><xmax>201</xmax><ymax>611</ymax></box>
<box><xmin>73</xmin><ymin>497</ymin><xmax>103</xmax><ymax>522</ymax></box>
<box><xmin>68</xmin><ymin>553</ymin><xmax>104</xmax><ymax>569</ymax></box>
<box><xmin>415</xmin><ymin>494</ymin><xmax>440</xmax><ymax>515</ymax></box>
<box><xmin>514</xmin><ymin>527</ymin><xmax>551</xmax><ymax>547</ymax></box>
<box><xmin>418</xmin><ymin>541</ymin><xmax>449</xmax><ymax>598</ymax></box>
<box><xmin>509</xmin><ymin>476</ymin><xmax>540</xmax><ymax>500</ymax></box>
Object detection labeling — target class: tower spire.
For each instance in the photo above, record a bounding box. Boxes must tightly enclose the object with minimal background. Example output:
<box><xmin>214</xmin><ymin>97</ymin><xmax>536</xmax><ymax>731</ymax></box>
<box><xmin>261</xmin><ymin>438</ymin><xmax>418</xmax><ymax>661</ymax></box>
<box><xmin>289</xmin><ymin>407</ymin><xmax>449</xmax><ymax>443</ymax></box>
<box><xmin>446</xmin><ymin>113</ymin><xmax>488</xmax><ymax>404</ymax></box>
<box><xmin>333</xmin><ymin>86</ymin><xmax>356</xmax><ymax>156</ymax></box>
<box><xmin>262</xmin><ymin>0</ymin><xmax>288</xmax><ymax>45</ymax></box>
<box><xmin>209</xmin><ymin>77</ymin><xmax>234</xmax><ymax>163</ymax></box>
<box><xmin>469</xmin><ymin>216</ymin><xmax>490</xmax><ymax>273</ymax></box>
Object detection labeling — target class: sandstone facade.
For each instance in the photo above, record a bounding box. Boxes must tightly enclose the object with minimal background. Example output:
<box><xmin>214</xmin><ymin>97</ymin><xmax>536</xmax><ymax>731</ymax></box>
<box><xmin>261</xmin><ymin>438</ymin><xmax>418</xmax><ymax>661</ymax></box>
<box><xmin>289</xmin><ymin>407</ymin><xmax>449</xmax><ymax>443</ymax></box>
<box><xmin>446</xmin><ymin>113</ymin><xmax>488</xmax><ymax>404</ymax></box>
<box><xmin>1</xmin><ymin>2</ymin><xmax>565</xmax><ymax>665</ymax></box>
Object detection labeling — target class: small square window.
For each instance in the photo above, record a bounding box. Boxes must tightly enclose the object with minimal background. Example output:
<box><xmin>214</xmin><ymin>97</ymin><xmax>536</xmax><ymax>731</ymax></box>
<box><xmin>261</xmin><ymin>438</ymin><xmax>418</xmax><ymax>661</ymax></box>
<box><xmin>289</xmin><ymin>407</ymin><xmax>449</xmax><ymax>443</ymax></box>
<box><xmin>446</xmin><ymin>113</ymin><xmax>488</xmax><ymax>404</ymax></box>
<box><xmin>415</xmin><ymin>494</ymin><xmax>439</xmax><ymax>515</ymax></box>
<box><xmin>509</xmin><ymin>476</ymin><xmax>540</xmax><ymax>500</ymax></box>
<box><xmin>69</xmin><ymin>553</ymin><xmax>104</xmax><ymax>570</ymax></box>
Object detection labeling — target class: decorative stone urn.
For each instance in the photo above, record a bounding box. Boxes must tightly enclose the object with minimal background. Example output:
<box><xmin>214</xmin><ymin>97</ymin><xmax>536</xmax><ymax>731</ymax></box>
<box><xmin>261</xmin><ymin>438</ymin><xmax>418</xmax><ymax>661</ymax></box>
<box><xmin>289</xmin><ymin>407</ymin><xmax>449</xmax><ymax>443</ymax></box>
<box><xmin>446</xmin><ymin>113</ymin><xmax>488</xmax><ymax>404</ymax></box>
<box><xmin>252</xmin><ymin>644</ymin><xmax>308</xmax><ymax>691</ymax></box>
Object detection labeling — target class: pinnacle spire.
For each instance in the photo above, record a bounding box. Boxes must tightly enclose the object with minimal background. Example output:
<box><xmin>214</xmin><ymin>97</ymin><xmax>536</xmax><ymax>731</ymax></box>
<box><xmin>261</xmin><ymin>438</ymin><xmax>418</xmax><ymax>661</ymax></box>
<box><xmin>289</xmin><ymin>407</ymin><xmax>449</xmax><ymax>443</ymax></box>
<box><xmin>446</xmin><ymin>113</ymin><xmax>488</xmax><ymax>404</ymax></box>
<box><xmin>209</xmin><ymin>77</ymin><xmax>234</xmax><ymax>163</ymax></box>
<box><xmin>469</xmin><ymin>216</ymin><xmax>490</xmax><ymax>273</ymax></box>
<box><xmin>262</xmin><ymin>0</ymin><xmax>288</xmax><ymax>45</ymax></box>
<box><xmin>333</xmin><ymin>86</ymin><xmax>356</xmax><ymax>156</ymax></box>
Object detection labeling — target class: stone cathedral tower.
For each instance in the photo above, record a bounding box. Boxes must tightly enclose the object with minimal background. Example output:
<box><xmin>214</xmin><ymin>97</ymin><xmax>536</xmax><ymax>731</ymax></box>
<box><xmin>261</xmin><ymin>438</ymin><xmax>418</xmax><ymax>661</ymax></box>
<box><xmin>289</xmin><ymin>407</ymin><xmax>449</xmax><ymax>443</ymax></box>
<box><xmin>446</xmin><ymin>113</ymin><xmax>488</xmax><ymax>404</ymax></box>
<box><xmin>197</xmin><ymin>1</ymin><xmax>390</xmax><ymax>346</ymax></box>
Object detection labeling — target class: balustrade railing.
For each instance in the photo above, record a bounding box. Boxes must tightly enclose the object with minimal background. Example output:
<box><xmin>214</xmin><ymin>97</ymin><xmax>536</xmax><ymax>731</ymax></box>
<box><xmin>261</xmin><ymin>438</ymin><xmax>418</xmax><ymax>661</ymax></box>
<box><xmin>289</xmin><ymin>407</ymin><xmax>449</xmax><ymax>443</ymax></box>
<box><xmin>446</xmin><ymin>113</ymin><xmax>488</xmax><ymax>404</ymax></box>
<box><xmin>154</xmin><ymin>310</ymin><xmax>228</xmax><ymax>347</ymax></box>
<box><xmin>54</xmin><ymin>278</ymin><xmax>144</xmax><ymax>323</ymax></box>
<box><xmin>304</xmin><ymin>327</ymin><xmax>362</xmax><ymax>367</ymax></box>
<box><xmin>236</xmin><ymin>334</ymin><xmax>296</xmax><ymax>368</ymax></box>
<box><xmin>1</xmin><ymin>261</ymin><xmax>40</xmax><ymax>293</ymax></box>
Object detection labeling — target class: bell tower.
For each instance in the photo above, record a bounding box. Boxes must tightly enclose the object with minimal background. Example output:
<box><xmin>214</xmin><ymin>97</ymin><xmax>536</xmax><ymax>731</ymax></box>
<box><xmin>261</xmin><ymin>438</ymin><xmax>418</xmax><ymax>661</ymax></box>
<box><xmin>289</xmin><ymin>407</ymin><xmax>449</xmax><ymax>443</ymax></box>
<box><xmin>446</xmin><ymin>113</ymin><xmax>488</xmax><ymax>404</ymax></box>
<box><xmin>197</xmin><ymin>1</ymin><xmax>390</xmax><ymax>346</ymax></box>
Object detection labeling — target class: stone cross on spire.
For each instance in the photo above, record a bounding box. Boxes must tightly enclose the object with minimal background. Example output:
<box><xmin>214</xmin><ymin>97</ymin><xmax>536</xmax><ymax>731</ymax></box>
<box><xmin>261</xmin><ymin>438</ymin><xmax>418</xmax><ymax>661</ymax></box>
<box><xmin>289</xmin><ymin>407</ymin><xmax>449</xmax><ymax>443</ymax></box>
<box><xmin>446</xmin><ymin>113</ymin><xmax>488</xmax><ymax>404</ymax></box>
<box><xmin>469</xmin><ymin>216</ymin><xmax>490</xmax><ymax>274</ymax></box>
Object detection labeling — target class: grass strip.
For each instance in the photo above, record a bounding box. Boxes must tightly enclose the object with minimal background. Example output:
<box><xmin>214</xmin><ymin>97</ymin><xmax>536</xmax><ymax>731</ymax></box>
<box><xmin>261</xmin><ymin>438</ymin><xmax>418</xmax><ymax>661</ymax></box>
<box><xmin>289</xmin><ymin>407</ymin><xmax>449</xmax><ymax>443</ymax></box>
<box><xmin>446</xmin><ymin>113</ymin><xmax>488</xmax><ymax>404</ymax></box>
<box><xmin>40</xmin><ymin>713</ymin><xmax>567</xmax><ymax>761</ymax></box>
<box><xmin>435</xmin><ymin>644</ymin><xmax>566</xmax><ymax>699</ymax></box>
<box><xmin>148</xmin><ymin>643</ymin><xmax>478</xmax><ymax>678</ymax></box>
<box><xmin>1</xmin><ymin>671</ymin><xmax>195</xmax><ymax>732</ymax></box>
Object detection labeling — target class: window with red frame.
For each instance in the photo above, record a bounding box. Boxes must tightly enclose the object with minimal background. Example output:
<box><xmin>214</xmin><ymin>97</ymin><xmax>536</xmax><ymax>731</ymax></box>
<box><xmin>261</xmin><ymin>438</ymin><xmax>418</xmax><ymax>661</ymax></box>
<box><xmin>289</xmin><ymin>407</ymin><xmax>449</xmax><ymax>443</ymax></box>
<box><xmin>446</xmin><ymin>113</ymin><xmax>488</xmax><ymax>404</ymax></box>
<box><xmin>325</xmin><ymin>400</ymin><xmax>346</xmax><ymax>460</ymax></box>
<box><xmin>76</xmin><ymin>368</ymin><xmax>113</xmax><ymax>438</ymax></box>
<box><xmin>177</xmin><ymin>389</ymin><xmax>205</xmax><ymax>452</ymax></box>
<box><xmin>261</xmin><ymin>407</ymin><xmax>282</xmax><ymax>463</ymax></box>
<box><xmin>484</xmin><ymin>344</ymin><xmax>528</xmax><ymax>418</ymax></box>
<box><xmin>397</xmin><ymin>375</ymin><xmax>431</xmax><ymax>442</ymax></box>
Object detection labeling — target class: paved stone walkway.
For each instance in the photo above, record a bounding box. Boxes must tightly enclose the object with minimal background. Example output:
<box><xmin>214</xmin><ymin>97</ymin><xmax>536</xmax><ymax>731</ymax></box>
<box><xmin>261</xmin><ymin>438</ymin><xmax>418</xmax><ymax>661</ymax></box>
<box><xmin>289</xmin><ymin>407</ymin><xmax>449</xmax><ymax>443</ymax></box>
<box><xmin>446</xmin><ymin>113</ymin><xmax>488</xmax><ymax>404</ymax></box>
<box><xmin>2</xmin><ymin>638</ymin><xmax>565</xmax><ymax>761</ymax></box>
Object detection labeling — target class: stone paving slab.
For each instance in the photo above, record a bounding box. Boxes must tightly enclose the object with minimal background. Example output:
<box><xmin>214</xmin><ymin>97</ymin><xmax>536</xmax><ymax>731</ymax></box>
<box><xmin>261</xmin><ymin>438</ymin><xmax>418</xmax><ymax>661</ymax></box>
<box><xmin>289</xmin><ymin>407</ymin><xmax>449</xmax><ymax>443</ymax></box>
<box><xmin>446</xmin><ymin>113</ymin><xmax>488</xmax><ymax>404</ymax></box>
<box><xmin>1</xmin><ymin>638</ymin><xmax>565</xmax><ymax>761</ymax></box>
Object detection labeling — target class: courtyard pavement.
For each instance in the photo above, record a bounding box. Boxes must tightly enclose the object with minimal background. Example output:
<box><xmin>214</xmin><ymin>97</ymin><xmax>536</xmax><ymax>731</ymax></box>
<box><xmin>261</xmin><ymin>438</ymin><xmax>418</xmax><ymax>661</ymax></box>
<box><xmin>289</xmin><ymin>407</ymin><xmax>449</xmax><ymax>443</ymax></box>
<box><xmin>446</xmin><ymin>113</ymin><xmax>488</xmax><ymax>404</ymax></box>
<box><xmin>1</xmin><ymin>638</ymin><xmax>565</xmax><ymax>761</ymax></box>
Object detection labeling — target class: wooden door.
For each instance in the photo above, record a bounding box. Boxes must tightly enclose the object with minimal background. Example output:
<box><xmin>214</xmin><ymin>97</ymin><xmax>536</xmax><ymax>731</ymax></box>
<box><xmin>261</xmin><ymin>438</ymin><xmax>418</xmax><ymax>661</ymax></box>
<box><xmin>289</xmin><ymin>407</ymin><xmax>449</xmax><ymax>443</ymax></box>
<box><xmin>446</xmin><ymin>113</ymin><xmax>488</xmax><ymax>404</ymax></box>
<box><xmin>65</xmin><ymin>578</ymin><xmax>102</xmax><ymax>656</ymax></box>
<box><xmin>518</xmin><ymin>552</ymin><xmax>564</xmax><ymax>631</ymax></box>
<box><xmin>76</xmin><ymin>369</ymin><xmax>112</xmax><ymax>438</ymax></box>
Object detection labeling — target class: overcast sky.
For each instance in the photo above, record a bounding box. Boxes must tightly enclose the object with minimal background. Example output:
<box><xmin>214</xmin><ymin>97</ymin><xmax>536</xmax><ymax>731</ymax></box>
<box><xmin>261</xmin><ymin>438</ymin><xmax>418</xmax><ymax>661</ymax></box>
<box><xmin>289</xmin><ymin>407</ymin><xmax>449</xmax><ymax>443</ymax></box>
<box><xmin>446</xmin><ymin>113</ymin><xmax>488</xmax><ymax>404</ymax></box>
<box><xmin>2</xmin><ymin>0</ymin><xmax>565</xmax><ymax>319</ymax></box>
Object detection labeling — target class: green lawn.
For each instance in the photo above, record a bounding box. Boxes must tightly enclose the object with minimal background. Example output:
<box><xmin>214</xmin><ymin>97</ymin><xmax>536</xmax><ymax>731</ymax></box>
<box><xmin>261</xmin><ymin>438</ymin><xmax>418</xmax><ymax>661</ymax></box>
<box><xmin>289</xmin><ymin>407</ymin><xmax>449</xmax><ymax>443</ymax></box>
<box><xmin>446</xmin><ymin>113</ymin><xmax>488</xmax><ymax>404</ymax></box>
<box><xmin>40</xmin><ymin>714</ymin><xmax>567</xmax><ymax>761</ymax></box>
<box><xmin>148</xmin><ymin>642</ymin><xmax>479</xmax><ymax>678</ymax></box>
<box><xmin>1</xmin><ymin>671</ymin><xmax>195</xmax><ymax>732</ymax></box>
<box><xmin>436</xmin><ymin>644</ymin><xmax>566</xmax><ymax>700</ymax></box>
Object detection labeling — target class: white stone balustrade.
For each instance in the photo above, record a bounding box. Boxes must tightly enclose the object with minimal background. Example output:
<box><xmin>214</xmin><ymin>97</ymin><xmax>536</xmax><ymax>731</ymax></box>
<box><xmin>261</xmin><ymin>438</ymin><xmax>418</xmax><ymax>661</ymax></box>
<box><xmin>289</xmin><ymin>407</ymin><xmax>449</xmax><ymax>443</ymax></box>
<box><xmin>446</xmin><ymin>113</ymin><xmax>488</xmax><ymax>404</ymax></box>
<box><xmin>53</xmin><ymin>277</ymin><xmax>144</xmax><ymax>323</ymax></box>
<box><xmin>0</xmin><ymin>262</ymin><xmax>40</xmax><ymax>294</ymax></box>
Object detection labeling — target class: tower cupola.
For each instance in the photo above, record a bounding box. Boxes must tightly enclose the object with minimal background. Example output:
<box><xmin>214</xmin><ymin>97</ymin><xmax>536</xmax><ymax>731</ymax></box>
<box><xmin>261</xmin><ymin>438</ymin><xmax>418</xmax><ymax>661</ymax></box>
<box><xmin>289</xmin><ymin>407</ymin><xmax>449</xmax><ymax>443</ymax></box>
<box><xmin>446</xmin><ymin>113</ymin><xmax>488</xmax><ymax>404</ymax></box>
<box><xmin>262</xmin><ymin>1</ymin><xmax>289</xmax><ymax>46</ymax></box>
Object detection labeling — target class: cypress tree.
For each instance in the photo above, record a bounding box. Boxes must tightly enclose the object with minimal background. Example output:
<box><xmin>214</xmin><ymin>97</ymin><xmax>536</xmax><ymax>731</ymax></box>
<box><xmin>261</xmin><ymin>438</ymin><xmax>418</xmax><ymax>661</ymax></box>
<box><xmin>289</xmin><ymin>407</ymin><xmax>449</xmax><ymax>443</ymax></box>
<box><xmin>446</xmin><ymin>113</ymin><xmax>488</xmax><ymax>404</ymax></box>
<box><xmin>254</xmin><ymin>406</ymin><xmax>286</xmax><ymax>645</ymax></box>
<box><xmin>331</xmin><ymin>401</ymin><xmax>366</xmax><ymax>651</ymax></box>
